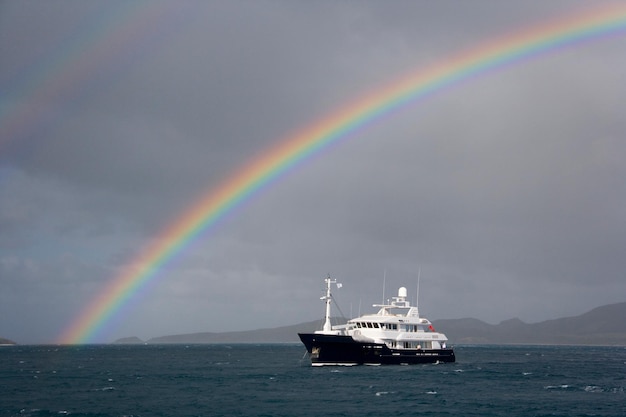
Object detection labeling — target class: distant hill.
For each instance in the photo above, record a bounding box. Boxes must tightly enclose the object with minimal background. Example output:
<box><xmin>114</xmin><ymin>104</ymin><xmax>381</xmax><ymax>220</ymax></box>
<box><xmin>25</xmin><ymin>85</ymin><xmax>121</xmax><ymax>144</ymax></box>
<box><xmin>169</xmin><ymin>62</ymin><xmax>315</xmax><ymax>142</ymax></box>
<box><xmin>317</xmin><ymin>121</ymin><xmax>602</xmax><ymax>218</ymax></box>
<box><xmin>113</xmin><ymin>336</ymin><xmax>145</xmax><ymax>344</ymax></box>
<box><xmin>435</xmin><ymin>302</ymin><xmax>626</xmax><ymax>345</ymax></box>
<box><xmin>123</xmin><ymin>302</ymin><xmax>626</xmax><ymax>346</ymax></box>
<box><xmin>0</xmin><ymin>337</ymin><xmax>16</xmax><ymax>345</ymax></box>
<box><xmin>147</xmin><ymin>319</ymin><xmax>336</xmax><ymax>344</ymax></box>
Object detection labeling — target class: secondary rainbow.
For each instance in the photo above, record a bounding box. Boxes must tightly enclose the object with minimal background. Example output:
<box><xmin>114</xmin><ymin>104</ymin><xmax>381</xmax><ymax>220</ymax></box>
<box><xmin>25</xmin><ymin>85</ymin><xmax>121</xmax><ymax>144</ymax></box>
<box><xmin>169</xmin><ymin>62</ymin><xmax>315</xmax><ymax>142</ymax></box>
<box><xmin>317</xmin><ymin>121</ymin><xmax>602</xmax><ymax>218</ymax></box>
<box><xmin>0</xmin><ymin>2</ymin><xmax>188</xmax><ymax>152</ymax></box>
<box><xmin>59</xmin><ymin>4</ymin><xmax>626</xmax><ymax>344</ymax></box>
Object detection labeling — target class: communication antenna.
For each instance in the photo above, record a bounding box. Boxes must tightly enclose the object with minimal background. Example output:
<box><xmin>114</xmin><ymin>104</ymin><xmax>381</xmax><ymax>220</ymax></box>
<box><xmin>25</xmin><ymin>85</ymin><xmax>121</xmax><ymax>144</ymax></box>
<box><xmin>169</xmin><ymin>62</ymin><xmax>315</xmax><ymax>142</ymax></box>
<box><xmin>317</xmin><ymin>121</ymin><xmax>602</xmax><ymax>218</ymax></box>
<box><xmin>416</xmin><ymin>266</ymin><xmax>421</xmax><ymax>315</ymax></box>
<box><xmin>382</xmin><ymin>269</ymin><xmax>387</xmax><ymax>305</ymax></box>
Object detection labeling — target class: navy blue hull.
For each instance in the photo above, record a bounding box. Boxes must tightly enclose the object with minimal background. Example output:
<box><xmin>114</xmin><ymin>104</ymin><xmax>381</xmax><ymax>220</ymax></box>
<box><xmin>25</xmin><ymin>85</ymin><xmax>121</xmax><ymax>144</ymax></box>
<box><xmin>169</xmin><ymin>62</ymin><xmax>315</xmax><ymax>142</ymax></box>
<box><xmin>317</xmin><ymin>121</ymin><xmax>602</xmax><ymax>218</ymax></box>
<box><xmin>298</xmin><ymin>333</ymin><xmax>455</xmax><ymax>365</ymax></box>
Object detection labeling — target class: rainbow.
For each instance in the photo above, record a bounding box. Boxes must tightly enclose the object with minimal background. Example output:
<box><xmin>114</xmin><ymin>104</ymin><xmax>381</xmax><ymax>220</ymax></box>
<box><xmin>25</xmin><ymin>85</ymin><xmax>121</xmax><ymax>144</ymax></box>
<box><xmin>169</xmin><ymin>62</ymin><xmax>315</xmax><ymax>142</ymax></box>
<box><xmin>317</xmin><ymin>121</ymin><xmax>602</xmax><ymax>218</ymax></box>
<box><xmin>59</xmin><ymin>4</ymin><xmax>626</xmax><ymax>344</ymax></box>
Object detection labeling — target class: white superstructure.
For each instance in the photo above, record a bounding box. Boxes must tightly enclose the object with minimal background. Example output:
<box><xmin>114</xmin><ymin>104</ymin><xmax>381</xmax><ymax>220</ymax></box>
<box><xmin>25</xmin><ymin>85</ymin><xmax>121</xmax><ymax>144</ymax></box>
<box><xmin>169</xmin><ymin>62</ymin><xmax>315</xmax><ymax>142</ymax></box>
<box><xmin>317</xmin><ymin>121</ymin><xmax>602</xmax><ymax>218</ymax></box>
<box><xmin>315</xmin><ymin>278</ymin><xmax>448</xmax><ymax>351</ymax></box>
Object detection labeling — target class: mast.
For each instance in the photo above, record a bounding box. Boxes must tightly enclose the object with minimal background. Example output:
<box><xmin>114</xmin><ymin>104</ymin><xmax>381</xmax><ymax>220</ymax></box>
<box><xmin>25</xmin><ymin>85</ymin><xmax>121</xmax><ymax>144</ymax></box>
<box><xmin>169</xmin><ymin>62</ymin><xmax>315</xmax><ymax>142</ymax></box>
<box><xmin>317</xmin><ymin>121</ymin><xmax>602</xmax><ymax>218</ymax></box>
<box><xmin>321</xmin><ymin>276</ymin><xmax>338</xmax><ymax>332</ymax></box>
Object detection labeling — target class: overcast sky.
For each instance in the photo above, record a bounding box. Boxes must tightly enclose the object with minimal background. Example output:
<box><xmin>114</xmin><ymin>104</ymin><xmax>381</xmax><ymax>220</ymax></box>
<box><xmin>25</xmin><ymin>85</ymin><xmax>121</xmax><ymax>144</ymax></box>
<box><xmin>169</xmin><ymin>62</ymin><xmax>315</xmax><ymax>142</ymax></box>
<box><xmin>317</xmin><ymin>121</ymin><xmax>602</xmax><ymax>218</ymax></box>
<box><xmin>1</xmin><ymin>1</ymin><xmax>625</xmax><ymax>344</ymax></box>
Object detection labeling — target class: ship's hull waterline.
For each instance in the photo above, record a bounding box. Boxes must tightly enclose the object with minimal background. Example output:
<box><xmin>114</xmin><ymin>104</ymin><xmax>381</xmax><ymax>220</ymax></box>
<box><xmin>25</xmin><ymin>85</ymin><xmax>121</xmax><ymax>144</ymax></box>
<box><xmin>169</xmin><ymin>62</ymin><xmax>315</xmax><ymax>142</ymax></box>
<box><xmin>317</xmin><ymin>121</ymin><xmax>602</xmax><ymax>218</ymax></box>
<box><xmin>298</xmin><ymin>333</ymin><xmax>455</xmax><ymax>366</ymax></box>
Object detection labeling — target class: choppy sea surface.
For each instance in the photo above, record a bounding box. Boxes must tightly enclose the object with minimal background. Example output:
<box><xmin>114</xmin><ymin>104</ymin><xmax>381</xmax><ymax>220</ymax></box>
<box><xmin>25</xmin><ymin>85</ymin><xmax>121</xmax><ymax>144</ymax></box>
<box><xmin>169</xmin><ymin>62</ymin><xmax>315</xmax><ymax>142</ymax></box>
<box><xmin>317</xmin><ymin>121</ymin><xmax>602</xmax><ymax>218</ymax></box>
<box><xmin>1</xmin><ymin>344</ymin><xmax>624</xmax><ymax>416</ymax></box>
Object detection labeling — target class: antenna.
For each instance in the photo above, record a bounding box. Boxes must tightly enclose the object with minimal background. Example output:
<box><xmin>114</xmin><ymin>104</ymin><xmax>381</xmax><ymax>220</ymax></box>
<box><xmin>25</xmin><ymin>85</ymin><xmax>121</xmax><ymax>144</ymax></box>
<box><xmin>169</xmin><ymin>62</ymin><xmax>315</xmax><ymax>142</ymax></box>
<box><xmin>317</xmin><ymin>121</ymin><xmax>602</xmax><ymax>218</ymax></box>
<box><xmin>416</xmin><ymin>266</ymin><xmax>421</xmax><ymax>314</ymax></box>
<box><xmin>382</xmin><ymin>269</ymin><xmax>386</xmax><ymax>305</ymax></box>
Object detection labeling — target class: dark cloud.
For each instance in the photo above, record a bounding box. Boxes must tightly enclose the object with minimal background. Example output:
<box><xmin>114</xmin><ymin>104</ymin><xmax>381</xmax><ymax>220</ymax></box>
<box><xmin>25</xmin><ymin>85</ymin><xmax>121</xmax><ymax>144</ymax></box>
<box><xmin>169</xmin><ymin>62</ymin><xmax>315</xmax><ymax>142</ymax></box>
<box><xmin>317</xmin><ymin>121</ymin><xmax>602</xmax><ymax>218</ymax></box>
<box><xmin>1</xmin><ymin>1</ymin><xmax>624</xmax><ymax>344</ymax></box>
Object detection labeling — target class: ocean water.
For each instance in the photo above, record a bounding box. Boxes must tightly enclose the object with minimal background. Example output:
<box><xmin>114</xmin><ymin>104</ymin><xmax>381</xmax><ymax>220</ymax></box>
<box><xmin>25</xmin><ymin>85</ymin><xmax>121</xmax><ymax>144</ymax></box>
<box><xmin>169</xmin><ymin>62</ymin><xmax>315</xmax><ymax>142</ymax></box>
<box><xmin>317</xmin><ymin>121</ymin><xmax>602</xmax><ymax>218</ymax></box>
<box><xmin>1</xmin><ymin>344</ymin><xmax>624</xmax><ymax>417</ymax></box>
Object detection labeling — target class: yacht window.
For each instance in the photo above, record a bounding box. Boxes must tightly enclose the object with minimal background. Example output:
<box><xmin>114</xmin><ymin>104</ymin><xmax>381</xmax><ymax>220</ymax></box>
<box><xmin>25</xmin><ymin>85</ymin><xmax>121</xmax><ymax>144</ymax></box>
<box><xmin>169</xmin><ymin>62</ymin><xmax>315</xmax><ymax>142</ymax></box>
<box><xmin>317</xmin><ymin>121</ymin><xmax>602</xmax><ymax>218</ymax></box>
<box><xmin>356</xmin><ymin>322</ymin><xmax>361</xmax><ymax>328</ymax></box>
<box><xmin>366</xmin><ymin>322</ymin><xmax>373</xmax><ymax>328</ymax></box>
<box><xmin>373</xmin><ymin>323</ymin><xmax>379</xmax><ymax>328</ymax></box>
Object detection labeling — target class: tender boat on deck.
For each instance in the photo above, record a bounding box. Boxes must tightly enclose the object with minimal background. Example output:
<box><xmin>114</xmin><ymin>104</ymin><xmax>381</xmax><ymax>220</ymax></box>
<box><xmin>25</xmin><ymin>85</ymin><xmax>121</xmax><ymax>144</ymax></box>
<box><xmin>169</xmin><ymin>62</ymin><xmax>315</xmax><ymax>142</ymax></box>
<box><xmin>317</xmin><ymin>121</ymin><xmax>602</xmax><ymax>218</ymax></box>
<box><xmin>299</xmin><ymin>276</ymin><xmax>455</xmax><ymax>366</ymax></box>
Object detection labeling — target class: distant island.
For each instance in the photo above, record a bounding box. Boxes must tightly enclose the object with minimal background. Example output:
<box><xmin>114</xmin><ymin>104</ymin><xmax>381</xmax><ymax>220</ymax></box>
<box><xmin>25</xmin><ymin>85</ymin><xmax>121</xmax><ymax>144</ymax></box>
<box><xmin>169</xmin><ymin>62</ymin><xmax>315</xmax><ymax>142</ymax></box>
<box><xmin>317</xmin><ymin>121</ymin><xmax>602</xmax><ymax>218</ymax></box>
<box><xmin>0</xmin><ymin>337</ymin><xmax>16</xmax><ymax>345</ymax></box>
<box><xmin>113</xmin><ymin>301</ymin><xmax>626</xmax><ymax>346</ymax></box>
<box><xmin>112</xmin><ymin>336</ymin><xmax>145</xmax><ymax>345</ymax></box>
<box><xmin>435</xmin><ymin>301</ymin><xmax>626</xmax><ymax>345</ymax></box>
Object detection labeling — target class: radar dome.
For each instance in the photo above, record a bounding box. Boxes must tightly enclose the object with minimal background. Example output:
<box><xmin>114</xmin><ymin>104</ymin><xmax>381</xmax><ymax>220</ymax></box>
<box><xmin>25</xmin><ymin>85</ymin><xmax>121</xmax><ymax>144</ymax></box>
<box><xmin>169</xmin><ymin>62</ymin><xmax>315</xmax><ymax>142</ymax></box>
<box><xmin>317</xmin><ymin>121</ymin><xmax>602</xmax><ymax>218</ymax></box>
<box><xmin>398</xmin><ymin>287</ymin><xmax>407</xmax><ymax>297</ymax></box>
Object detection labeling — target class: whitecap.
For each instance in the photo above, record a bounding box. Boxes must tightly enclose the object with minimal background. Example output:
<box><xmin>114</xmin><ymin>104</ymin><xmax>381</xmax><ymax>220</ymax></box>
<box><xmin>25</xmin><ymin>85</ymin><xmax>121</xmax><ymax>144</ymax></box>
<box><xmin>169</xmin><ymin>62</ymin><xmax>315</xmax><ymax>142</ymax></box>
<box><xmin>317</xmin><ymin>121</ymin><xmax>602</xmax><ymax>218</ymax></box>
<box><xmin>375</xmin><ymin>391</ymin><xmax>389</xmax><ymax>396</ymax></box>
<box><xmin>426</xmin><ymin>391</ymin><xmax>437</xmax><ymax>395</ymax></box>
<box><xmin>584</xmin><ymin>385</ymin><xmax>603</xmax><ymax>392</ymax></box>
<box><xmin>93</xmin><ymin>386</ymin><xmax>116</xmax><ymax>392</ymax></box>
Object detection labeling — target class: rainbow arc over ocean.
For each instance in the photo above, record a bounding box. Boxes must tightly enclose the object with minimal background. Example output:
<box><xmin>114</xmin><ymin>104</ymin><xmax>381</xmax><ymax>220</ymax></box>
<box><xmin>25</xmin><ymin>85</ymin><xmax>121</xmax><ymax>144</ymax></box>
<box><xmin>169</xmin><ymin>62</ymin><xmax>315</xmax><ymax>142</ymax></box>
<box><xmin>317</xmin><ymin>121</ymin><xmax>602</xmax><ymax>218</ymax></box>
<box><xmin>59</xmin><ymin>4</ymin><xmax>626</xmax><ymax>344</ymax></box>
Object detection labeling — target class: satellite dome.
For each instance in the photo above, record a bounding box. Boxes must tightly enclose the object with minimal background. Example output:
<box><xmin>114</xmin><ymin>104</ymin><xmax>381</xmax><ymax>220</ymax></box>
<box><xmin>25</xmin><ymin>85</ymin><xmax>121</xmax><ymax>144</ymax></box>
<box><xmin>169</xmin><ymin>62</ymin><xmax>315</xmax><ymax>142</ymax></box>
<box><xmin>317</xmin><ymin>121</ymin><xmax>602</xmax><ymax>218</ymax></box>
<box><xmin>398</xmin><ymin>287</ymin><xmax>407</xmax><ymax>297</ymax></box>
